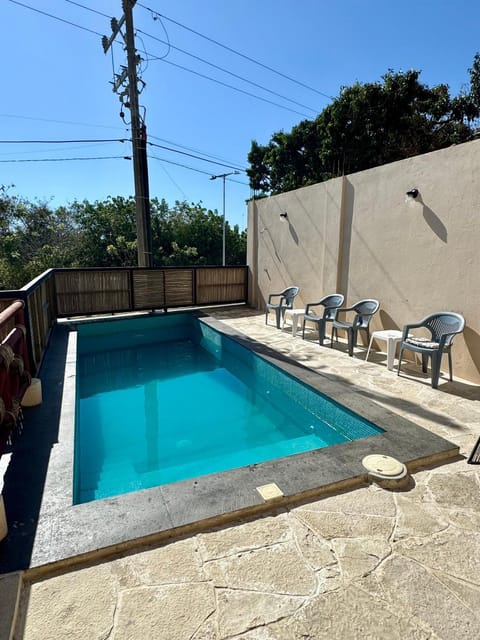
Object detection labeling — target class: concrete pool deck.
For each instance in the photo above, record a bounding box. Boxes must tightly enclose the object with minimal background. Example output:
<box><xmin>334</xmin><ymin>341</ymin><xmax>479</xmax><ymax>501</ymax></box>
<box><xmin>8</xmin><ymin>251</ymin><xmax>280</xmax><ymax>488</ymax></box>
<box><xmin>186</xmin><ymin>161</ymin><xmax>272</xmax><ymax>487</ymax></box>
<box><xmin>2</xmin><ymin>306</ymin><xmax>480</xmax><ymax>638</ymax></box>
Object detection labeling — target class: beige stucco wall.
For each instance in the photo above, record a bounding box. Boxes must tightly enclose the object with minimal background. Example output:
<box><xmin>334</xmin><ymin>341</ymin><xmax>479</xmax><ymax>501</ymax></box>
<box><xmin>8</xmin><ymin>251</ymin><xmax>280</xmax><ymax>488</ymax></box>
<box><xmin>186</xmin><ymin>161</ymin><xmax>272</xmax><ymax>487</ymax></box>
<box><xmin>247</xmin><ymin>139</ymin><xmax>480</xmax><ymax>384</ymax></box>
<box><xmin>247</xmin><ymin>177</ymin><xmax>344</xmax><ymax>309</ymax></box>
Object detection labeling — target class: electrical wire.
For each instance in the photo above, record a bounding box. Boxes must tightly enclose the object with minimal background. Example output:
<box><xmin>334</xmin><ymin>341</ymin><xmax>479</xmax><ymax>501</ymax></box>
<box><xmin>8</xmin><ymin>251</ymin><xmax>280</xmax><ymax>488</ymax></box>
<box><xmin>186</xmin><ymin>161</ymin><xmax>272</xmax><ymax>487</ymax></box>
<box><xmin>0</xmin><ymin>137</ymin><xmax>245</xmax><ymax>177</ymax></box>
<box><xmin>147</xmin><ymin>141</ymin><xmax>245</xmax><ymax>172</ymax></box>
<box><xmin>153</xmin><ymin>58</ymin><xmax>312</xmax><ymax>119</ymax></box>
<box><xmin>148</xmin><ymin>154</ymin><xmax>217</xmax><ymax>176</ymax></box>
<box><xmin>0</xmin><ymin>114</ymin><xmax>128</xmax><ymax>131</ymax></box>
<box><xmin>148</xmin><ymin>133</ymin><xmax>243</xmax><ymax>168</ymax></box>
<box><xmin>0</xmin><ymin>116</ymin><xmax>244</xmax><ymax>168</ymax></box>
<box><xmin>6</xmin><ymin>1</ymin><xmax>316</xmax><ymax>183</ymax></box>
<box><xmin>136</xmin><ymin>28</ymin><xmax>319</xmax><ymax>114</ymax></box>
<box><xmin>135</xmin><ymin>32</ymin><xmax>151</xmax><ymax>72</ymax></box>
<box><xmin>9</xmin><ymin>1</ymin><xmax>318</xmax><ymax>119</ymax></box>
<box><xmin>0</xmin><ymin>142</ymin><xmax>124</xmax><ymax>157</ymax></box>
<box><xmin>148</xmin><ymin>154</ymin><xmax>249</xmax><ymax>185</ymax></box>
<box><xmin>138</xmin><ymin>13</ymin><xmax>171</xmax><ymax>62</ymax></box>
<box><xmin>157</xmin><ymin>163</ymin><xmax>189</xmax><ymax>200</ymax></box>
<box><xmin>0</xmin><ymin>156</ymin><xmax>130</xmax><ymax>163</ymax></box>
<box><xmin>63</xmin><ymin>0</ymin><xmax>328</xmax><ymax>108</ymax></box>
<box><xmin>138</xmin><ymin>3</ymin><xmax>333</xmax><ymax>101</ymax></box>
<box><xmin>0</xmin><ymin>138</ymin><xmax>127</xmax><ymax>144</ymax></box>
<box><xmin>7</xmin><ymin>0</ymin><xmax>104</xmax><ymax>37</ymax></box>
<box><xmin>63</xmin><ymin>0</ymin><xmax>111</xmax><ymax>19</ymax></box>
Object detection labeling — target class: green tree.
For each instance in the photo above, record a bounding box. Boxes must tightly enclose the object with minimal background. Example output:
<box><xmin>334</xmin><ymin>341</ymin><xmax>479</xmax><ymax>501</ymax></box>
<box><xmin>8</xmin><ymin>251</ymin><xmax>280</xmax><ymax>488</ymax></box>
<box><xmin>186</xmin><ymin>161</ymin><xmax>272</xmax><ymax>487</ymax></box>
<box><xmin>248</xmin><ymin>58</ymin><xmax>480</xmax><ymax>196</ymax></box>
<box><xmin>0</xmin><ymin>191</ymin><xmax>79</xmax><ymax>288</ymax></box>
<box><xmin>151</xmin><ymin>200</ymin><xmax>246</xmax><ymax>266</ymax></box>
<box><xmin>72</xmin><ymin>196</ymin><xmax>137</xmax><ymax>267</ymax></box>
<box><xmin>0</xmin><ymin>190</ymin><xmax>247</xmax><ymax>289</ymax></box>
<box><xmin>226</xmin><ymin>224</ymin><xmax>247</xmax><ymax>265</ymax></box>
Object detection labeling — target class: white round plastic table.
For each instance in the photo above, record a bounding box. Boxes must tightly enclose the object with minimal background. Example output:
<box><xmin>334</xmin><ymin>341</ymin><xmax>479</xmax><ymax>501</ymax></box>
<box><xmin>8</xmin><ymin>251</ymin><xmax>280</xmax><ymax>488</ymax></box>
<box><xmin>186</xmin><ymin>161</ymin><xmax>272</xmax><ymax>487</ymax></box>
<box><xmin>282</xmin><ymin>308</ymin><xmax>305</xmax><ymax>337</ymax></box>
<box><xmin>365</xmin><ymin>329</ymin><xmax>404</xmax><ymax>371</ymax></box>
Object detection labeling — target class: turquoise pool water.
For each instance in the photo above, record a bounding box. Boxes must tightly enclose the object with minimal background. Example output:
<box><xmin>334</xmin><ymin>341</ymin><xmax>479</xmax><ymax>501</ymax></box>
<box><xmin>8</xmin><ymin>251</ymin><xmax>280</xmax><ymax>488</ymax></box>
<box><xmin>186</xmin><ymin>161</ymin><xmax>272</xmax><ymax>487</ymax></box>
<box><xmin>74</xmin><ymin>313</ymin><xmax>383</xmax><ymax>504</ymax></box>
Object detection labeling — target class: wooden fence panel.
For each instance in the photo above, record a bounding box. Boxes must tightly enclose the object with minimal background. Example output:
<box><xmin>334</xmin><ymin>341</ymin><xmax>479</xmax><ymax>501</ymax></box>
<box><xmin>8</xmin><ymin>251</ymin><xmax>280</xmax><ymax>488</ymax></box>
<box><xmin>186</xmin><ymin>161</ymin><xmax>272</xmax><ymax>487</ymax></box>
<box><xmin>196</xmin><ymin>267</ymin><xmax>247</xmax><ymax>304</ymax></box>
<box><xmin>55</xmin><ymin>270</ymin><xmax>130</xmax><ymax>316</ymax></box>
<box><xmin>27</xmin><ymin>287</ymin><xmax>45</xmax><ymax>371</ymax></box>
<box><xmin>2</xmin><ymin>266</ymin><xmax>247</xmax><ymax>372</ymax></box>
<box><xmin>25</xmin><ymin>275</ymin><xmax>57</xmax><ymax>371</ymax></box>
<box><xmin>164</xmin><ymin>269</ymin><xmax>194</xmax><ymax>307</ymax></box>
<box><xmin>133</xmin><ymin>270</ymin><xmax>166</xmax><ymax>309</ymax></box>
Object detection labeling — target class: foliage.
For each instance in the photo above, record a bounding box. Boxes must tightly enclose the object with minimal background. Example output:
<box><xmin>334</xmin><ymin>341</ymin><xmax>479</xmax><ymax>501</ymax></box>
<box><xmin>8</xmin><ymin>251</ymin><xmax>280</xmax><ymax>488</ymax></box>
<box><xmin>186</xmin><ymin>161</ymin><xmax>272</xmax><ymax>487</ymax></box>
<box><xmin>72</xmin><ymin>196</ymin><xmax>138</xmax><ymax>267</ymax></box>
<box><xmin>0</xmin><ymin>189</ymin><xmax>80</xmax><ymax>288</ymax></box>
<box><xmin>150</xmin><ymin>199</ymin><xmax>246</xmax><ymax>267</ymax></box>
<box><xmin>248</xmin><ymin>57</ymin><xmax>480</xmax><ymax>196</ymax></box>
<box><xmin>0</xmin><ymin>190</ymin><xmax>247</xmax><ymax>290</ymax></box>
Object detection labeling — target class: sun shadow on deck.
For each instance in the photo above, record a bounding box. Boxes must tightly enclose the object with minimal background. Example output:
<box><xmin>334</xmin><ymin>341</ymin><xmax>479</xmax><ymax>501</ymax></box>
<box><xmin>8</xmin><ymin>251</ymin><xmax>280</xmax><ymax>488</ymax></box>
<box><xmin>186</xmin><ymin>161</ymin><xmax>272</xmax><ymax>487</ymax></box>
<box><xmin>0</xmin><ymin>325</ymin><xmax>69</xmax><ymax>573</ymax></box>
<box><xmin>227</xmin><ymin>308</ymin><xmax>480</xmax><ymax>426</ymax></box>
<box><xmin>219</xmin><ymin>326</ymin><xmax>474</xmax><ymax>432</ymax></box>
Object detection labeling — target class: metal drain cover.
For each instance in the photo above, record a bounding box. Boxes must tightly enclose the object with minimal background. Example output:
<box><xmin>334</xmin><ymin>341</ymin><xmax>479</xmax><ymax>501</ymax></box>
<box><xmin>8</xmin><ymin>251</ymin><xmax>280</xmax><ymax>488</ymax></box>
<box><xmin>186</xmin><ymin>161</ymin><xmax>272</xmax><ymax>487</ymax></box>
<box><xmin>362</xmin><ymin>454</ymin><xmax>407</xmax><ymax>479</ymax></box>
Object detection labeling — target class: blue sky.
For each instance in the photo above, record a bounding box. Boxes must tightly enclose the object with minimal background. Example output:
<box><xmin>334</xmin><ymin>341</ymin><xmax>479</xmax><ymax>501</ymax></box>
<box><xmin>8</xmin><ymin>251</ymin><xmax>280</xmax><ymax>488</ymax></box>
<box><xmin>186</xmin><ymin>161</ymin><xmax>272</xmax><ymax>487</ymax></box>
<box><xmin>2</xmin><ymin>0</ymin><xmax>480</xmax><ymax>231</ymax></box>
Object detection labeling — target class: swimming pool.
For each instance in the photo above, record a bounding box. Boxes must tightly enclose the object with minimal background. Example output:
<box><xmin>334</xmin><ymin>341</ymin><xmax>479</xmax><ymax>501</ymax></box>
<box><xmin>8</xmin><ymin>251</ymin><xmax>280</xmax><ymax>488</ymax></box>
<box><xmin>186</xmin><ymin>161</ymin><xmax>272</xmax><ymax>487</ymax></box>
<box><xmin>2</xmin><ymin>310</ymin><xmax>459</xmax><ymax>572</ymax></box>
<box><xmin>74</xmin><ymin>312</ymin><xmax>383</xmax><ymax>504</ymax></box>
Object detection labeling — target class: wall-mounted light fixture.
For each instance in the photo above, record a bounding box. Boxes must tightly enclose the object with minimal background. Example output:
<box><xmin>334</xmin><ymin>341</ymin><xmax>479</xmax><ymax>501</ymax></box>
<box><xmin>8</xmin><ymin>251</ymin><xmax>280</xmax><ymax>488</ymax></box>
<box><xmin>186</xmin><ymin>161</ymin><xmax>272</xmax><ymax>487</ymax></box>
<box><xmin>405</xmin><ymin>188</ymin><xmax>419</xmax><ymax>200</ymax></box>
<box><xmin>279</xmin><ymin>212</ymin><xmax>288</xmax><ymax>219</ymax></box>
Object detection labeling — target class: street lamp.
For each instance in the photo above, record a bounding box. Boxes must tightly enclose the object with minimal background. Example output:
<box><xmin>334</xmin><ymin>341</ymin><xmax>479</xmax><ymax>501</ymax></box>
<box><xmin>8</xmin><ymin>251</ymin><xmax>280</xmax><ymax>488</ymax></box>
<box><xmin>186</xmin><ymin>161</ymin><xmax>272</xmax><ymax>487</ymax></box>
<box><xmin>210</xmin><ymin>170</ymin><xmax>240</xmax><ymax>266</ymax></box>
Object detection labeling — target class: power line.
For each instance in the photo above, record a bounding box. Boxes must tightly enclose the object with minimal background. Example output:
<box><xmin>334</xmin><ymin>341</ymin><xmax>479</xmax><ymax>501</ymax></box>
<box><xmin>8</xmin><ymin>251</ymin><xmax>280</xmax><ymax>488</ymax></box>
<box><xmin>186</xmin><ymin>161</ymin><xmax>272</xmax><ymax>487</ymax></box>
<box><xmin>148</xmin><ymin>154</ymin><xmax>249</xmax><ymax>185</ymax></box>
<box><xmin>0</xmin><ymin>115</ymin><xmax>245</xmax><ymax>168</ymax></box>
<box><xmin>0</xmin><ymin>113</ymin><xmax>128</xmax><ymax>131</ymax></box>
<box><xmin>149</xmin><ymin>154</ymin><xmax>213</xmax><ymax>176</ymax></box>
<box><xmin>7</xmin><ymin>0</ymin><xmax>104</xmax><ymax>37</ymax></box>
<box><xmin>63</xmin><ymin>0</ymin><xmax>111</xmax><ymax>19</ymax></box>
<box><xmin>0</xmin><ymin>142</ymin><xmax>124</xmax><ymax>158</ymax></box>
<box><xmin>157</xmin><ymin>163</ymin><xmax>189</xmax><ymax>201</ymax></box>
<box><xmin>138</xmin><ymin>3</ymin><xmax>334</xmax><ymax>101</ymax></box>
<box><xmin>155</xmin><ymin>58</ymin><xmax>312</xmax><ymax>119</ymax></box>
<box><xmin>148</xmin><ymin>134</ymin><xmax>244</xmax><ymax>169</ymax></box>
<box><xmin>9</xmin><ymin>0</ymin><xmax>319</xmax><ymax>119</ymax></box>
<box><xmin>0</xmin><ymin>129</ymin><xmax>244</xmax><ymax>170</ymax></box>
<box><xmin>2</xmin><ymin>153</ymin><xmax>248</xmax><ymax>187</ymax></box>
<box><xmin>147</xmin><ymin>141</ymin><xmax>245</xmax><ymax>172</ymax></box>
<box><xmin>0</xmin><ymin>156</ymin><xmax>130</xmax><ymax>163</ymax></box>
<box><xmin>0</xmin><ymin>138</ymin><xmax>127</xmax><ymax>144</ymax></box>
<box><xmin>136</xmin><ymin>28</ymin><xmax>319</xmax><ymax>114</ymax></box>
<box><xmin>63</xmin><ymin>0</ymin><xmax>329</xmax><ymax>108</ymax></box>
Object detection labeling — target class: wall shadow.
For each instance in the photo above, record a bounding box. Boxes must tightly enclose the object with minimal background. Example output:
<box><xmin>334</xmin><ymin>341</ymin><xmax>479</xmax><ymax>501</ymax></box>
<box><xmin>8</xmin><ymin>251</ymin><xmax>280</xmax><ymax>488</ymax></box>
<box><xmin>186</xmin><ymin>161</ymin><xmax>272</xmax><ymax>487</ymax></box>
<box><xmin>423</xmin><ymin>205</ymin><xmax>448</xmax><ymax>243</ymax></box>
<box><xmin>337</xmin><ymin>178</ymin><xmax>354</xmax><ymax>297</ymax></box>
<box><xmin>288</xmin><ymin>220</ymin><xmax>299</xmax><ymax>245</ymax></box>
<box><xmin>463</xmin><ymin>325</ymin><xmax>480</xmax><ymax>375</ymax></box>
<box><xmin>378</xmin><ymin>310</ymin><xmax>402</xmax><ymax>330</ymax></box>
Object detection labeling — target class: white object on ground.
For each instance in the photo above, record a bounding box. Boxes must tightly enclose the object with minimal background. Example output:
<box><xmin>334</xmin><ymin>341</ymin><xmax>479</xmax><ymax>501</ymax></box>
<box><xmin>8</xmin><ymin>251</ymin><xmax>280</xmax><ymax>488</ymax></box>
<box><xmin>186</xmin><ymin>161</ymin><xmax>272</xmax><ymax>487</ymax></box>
<box><xmin>362</xmin><ymin>454</ymin><xmax>407</xmax><ymax>480</ymax></box>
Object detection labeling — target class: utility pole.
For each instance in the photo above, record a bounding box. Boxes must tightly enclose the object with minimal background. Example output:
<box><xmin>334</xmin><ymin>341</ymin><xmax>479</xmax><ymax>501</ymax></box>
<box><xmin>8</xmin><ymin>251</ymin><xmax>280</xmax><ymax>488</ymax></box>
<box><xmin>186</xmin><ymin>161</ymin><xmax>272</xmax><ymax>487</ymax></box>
<box><xmin>210</xmin><ymin>171</ymin><xmax>240</xmax><ymax>266</ymax></box>
<box><xmin>102</xmin><ymin>0</ymin><xmax>153</xmax><ymax>267</ymax></box>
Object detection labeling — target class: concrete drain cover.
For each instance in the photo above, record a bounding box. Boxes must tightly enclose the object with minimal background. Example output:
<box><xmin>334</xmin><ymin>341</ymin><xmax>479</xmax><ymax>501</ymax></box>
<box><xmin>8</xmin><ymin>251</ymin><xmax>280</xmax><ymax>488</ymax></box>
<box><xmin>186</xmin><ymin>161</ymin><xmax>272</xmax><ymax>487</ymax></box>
<box><xmin>362</xmin><ymin>454</ymin><xmax>407</xmax><ymax>480</ymax></box>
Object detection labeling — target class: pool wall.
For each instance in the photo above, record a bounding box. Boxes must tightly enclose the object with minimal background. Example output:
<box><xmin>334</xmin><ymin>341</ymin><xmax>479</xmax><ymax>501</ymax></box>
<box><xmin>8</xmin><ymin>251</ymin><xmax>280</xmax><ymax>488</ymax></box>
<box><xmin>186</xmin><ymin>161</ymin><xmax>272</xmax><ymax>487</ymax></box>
<box><xmin>74</xmin><ymin>314</ymin><xmax>384</xmax><ymax>503</ymax></box>
<box><xmin>2</xmin><ymin>311</ymin><xmax>460</xmax><ymax>574</ymax></box>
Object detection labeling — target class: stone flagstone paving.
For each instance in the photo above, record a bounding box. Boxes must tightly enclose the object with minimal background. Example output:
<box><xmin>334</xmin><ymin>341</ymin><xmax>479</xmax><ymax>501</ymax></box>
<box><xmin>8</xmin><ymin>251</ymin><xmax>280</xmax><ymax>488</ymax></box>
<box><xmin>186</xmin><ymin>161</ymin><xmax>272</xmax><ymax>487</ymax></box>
<box><xmin>8</xmin><ymin>309</ymin><xmax>480</xmax><ymax>639</ymax></box>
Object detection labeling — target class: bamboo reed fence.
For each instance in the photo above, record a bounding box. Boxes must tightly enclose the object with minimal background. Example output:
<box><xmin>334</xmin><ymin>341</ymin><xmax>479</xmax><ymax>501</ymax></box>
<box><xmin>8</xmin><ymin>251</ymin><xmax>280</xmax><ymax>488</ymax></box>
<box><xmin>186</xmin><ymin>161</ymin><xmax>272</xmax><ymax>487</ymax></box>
<box><xmin>0</xmin><ymin>266</ymin><xmax>248</xmax><ymax>375</ymax></box>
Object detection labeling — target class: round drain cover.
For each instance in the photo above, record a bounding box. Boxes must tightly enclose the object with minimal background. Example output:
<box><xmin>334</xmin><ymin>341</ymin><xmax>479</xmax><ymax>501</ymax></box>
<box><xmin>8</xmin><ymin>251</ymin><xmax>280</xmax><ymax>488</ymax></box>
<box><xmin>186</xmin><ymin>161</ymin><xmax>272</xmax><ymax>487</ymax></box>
<box><xmin>362</xmin><ymin>454</ymin><xmax>407</xmax><ymax>479</ymax></box>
